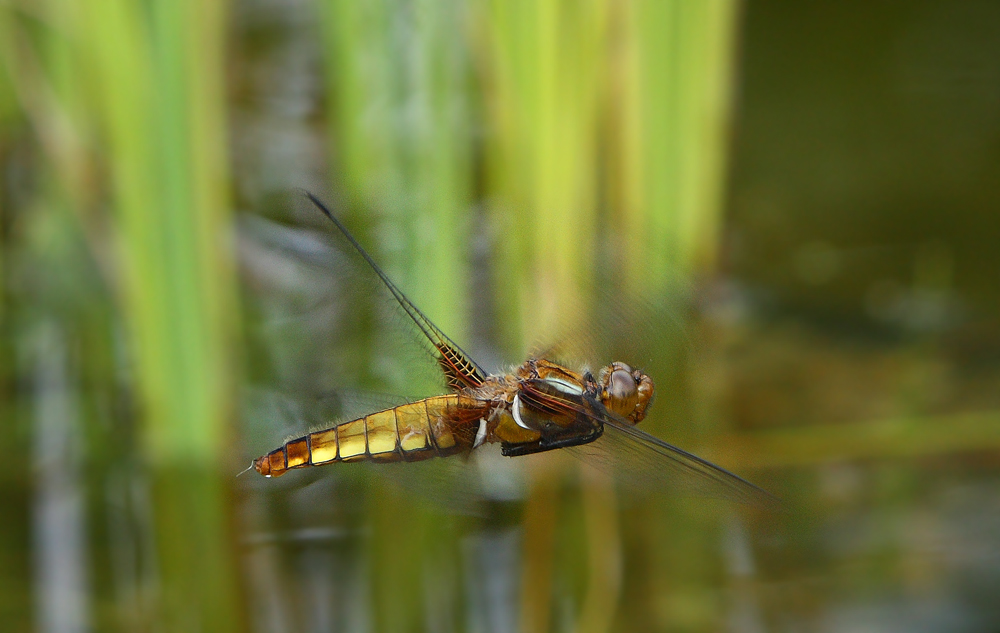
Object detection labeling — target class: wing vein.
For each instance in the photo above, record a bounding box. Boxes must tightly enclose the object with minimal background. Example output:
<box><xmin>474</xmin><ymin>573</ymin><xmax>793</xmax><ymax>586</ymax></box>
<box><xmin>303</xmin><ymin>191</ymin><xmax>487</xmax><ymax>388</ymax></box>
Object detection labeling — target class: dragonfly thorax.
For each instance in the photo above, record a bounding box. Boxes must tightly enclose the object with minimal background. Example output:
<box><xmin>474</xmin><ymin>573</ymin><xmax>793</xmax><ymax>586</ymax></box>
<box><xmin>509</xmin><ymin>358</ymin><xmax>654</xmax><ymax>427</ymax></box>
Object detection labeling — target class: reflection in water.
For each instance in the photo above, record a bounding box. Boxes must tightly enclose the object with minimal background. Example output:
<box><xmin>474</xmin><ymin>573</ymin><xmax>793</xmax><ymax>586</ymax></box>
<box><xmin>4</xmin><ymin>0</ymin><xmax>1000</xmax><ymax>631</ymax></box>
<box><xmin>723</xmin><ymin>515</ymin><xmax>765</xmax><ymax>633</ymax></box>
<box><xmin>242</xmin><ymin>483</ymin><xmax>525</xmax><ymax>633</ymax></box>
<box><xmin>32</xmin><ymin>324</ymin><xmax>88</xmax><ymax>633</ymax></box>
<box><xmin>244</xmin><ymin>522</ymin><xmax>370</xmax><ymax>633</ymax></box>
<box><xmin>463</xmin><ymin>528</ymin><xmax>521</xmax><ymax>633</ymax></box>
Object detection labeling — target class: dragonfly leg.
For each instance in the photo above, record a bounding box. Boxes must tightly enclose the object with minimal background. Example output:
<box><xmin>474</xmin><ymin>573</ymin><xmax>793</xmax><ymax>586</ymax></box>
<box><xmin>501</xmin><ymin>425</ymin><xmax>603</xmax><ymax>457</ymax></box>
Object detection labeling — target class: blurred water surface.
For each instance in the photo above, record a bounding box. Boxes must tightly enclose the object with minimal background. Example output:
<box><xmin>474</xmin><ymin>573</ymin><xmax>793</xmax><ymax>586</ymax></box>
<box><xmin>1</xmin><ymin>1</ymin><xmax>999</xmax><ymax>632</ymax></box>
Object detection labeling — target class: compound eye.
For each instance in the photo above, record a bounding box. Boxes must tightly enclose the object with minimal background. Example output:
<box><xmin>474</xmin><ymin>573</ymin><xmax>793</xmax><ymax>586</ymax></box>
<box><xmin>606</xmin><ymin>369</ymin><xmax>638</xmax><ymax>418</ymax></box>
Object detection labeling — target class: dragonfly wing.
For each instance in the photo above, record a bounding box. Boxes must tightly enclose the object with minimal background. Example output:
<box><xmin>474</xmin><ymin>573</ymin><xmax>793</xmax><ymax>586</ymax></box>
<box><xmin>516</xmin><ymin>380</ymin><xmax>778</xmax><ymax>508</ymax></box>
<box><xmin>575</xmin><ymin>416</ymin><xmax>780</xmax><ymax>509</ymax></box>
<box><xmin>375</xmin><ymin>445</ymin><xmax>532</xmax><ymax>510</ymax></box>
<box><xmin>302</xmin><ymin>192</ymin><xmax>487</xmax><ymax>391</ymax></box>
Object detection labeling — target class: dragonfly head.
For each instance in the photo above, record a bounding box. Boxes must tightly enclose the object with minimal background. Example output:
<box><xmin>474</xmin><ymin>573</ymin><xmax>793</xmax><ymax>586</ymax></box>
<box><xmin>599</xmin><ymin>362</ymin><xmax>655</xmax><ymax>425</ymax></box>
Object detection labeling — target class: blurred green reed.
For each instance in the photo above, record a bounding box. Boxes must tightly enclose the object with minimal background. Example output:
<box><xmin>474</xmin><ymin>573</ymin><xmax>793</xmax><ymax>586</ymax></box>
<box><xmin>3</xmin><ymin>0</ymin><xmax>241</xmax><ymax>631</ymax></box>
<box><xmin>320</xmin><ymin>0</ymin><xmax>473</xmax><ymax>351</ymax></box>
<box><xmin>1</xmin><ymin>0</ymin><xmax>912</xmax><ymax>632</ymax></box>
<box><xmin>86</xmin><ymin>2</ymin><xmax>242</xmax><ymax>631</ymax></box>
<box><xmin>2</xmin><ymin>0</ymin><xmax>742</xmax><ymax>630</ymax></box>
<box><xmin>315</xmin><ymin>2</ymin><xmax>742</xmax><ymax>632</ymax></box>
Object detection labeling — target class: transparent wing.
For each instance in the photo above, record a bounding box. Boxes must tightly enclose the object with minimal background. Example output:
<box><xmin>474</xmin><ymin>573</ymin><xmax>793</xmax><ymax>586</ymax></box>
<box><xmin>517</xmin><ymin>380</ymin><xmax>779</xmax><ymax>508</ymax></box>
<box><xmin>528</xmin><ymin>282</ymin><xmax>692</xmax><ymax>378</ymax></box>
<box><xmin>574</xmin><ymin>416</ymin><xmax>780</xmax><ymax>509</ymax></box>
<box><xmin>238</xmin><ymin>191</ymin><xmax>486</xmax><ymax>406</ymax></box>
<box><xmin>302</xmin><ymin>191</ymin><xmax>487</xmax><ymax>391</ymax></box>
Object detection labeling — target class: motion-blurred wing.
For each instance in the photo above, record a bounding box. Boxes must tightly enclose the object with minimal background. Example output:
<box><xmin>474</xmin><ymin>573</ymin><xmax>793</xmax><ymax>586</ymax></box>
<box><xmin>586</xmin><ymin>417</ymin><xmax>780</xmax><ymax>509</ymax></box>
<box><xmin>303</xmin><ymin>192</ymin><xmax>486</xmax><ymax>391</ymax></box>
<box><xmin>518</xmin><ymin>380</ymin><xmax>778</xmax><ymax>508</ymax></box>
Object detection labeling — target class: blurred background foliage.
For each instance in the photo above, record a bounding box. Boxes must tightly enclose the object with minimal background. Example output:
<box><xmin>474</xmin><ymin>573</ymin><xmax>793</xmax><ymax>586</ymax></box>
<box><xmin>2</xmin><ymin>0</ymin><xmax>1000</xmax><ymax>632</ymax></box>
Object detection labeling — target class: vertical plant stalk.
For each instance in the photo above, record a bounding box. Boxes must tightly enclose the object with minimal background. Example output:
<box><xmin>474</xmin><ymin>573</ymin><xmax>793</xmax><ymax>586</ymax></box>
<box><xmin>483</xmin><ymin>0</ymin><xmax>607</xmax><ymax>353</ymax></box>
<box><xmin>578</xmin><ymin>466</ymin><xmax>623</xmax><ymax>633</ymax></box>
<box><xmin>319</xmin><ymin>0</ymin><xmax>398</xmax><ymax>200</ymax></box>
<box><xmin>317</xmin><ymin>1</ymin><xmax>476</xmax><ymax>628</ymax></box>
<box><xmin>483</xmin><ymin>3</ymin><xmax>616</xmax><ymax>630</ymax></box>
<box><xmin>84</xmin><ymin>0</ymin><xmax>242</xmax><ymax>631</ymax></box>
<box><xmin>410</xmin><ymin>0</ymin><xmax>473</xmax><ymax>342</ymax></box>
<box><xmin>484</xmin><ymin>0</ymin><xmax>741</xmax><ymax>628</ymax></box>
<box><xmin>318</xmin><ymin>0</ymin><xmax>473</xmax><ymax>379</ymax></box>
<box><xmin>620</xmin><ymin>0</ymin><xmax>740</xmax><ymax>295</ymax></box>
<box><xmin>615</xmin><ymin>4</ymin><xmax>743</xmax><ymax>629</ymax></box>
<box><xmin>518</xmin><ymin>477</ymin><xmax>559</xmax><ymax>633</ymax></box>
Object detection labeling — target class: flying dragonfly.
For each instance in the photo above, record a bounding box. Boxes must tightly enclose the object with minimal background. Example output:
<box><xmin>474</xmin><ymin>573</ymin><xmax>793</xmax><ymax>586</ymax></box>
<box><xmin>252</xmin><ymin>193</ymin><xmax>776</xmax><ymax>508</ymax></box>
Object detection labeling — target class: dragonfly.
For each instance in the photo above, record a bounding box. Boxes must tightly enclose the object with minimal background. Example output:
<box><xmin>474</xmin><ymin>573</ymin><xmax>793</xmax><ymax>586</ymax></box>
<box><xmin>252</xmin><ymin>193</ymin><xmax>775</xmax><ymax>507</ymax></box>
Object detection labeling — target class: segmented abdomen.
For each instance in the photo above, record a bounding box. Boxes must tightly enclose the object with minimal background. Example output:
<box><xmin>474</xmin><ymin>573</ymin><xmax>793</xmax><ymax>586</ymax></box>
<box><xmin>253</xmin><ymin>395</ymin><xmax>479</xmax><ymax>477</ymax></box>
